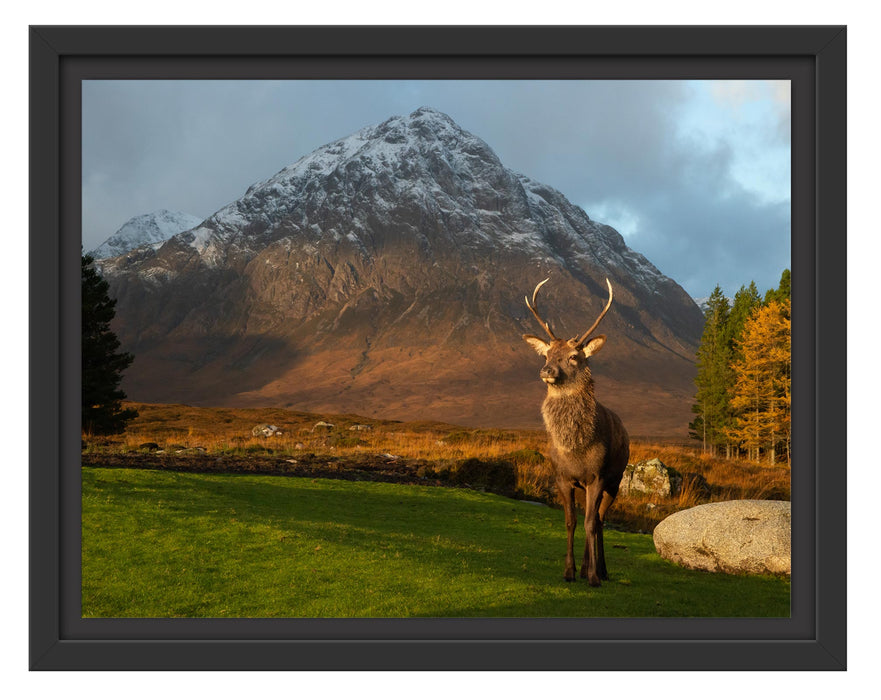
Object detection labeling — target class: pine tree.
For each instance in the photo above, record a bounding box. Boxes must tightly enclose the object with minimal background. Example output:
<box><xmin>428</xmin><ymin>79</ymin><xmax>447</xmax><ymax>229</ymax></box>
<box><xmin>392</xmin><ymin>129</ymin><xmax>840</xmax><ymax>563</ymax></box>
<box><xmin>723</xmin><ymin>281</ymin><xmax>762</xmax><ymax>457</ymax></box>
<box><xmin>726</xmin><ymin>299</ymin><xmax>791</xmax><ymax>464</ymax></box>
<box><xmin>764</xmin><ymin>269</ymin><xmax>791</xmax><ymax>305</ymax></box>
<box><xmin>727</xmin><ymin>281</ymin><xmax>762</xmax><ymax>355</ymax></box>
<box><xmin>82</xmin><ymin>254</ymin><xmax>138</xmax><ymax>435</ymax></box>
<box><xmin>690</xmin><ymin>285</ymin><xmax>733</xmax><ymax>454</ymax></box>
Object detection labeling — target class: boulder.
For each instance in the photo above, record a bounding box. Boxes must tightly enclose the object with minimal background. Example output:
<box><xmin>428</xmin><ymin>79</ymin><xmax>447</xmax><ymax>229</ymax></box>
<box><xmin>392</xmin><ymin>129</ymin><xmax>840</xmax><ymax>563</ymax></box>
<box><xmin>619</xmin><ymin>458</ymin><xmax>682</xmax><ymax>498</ymax></box>
<box><xmin>175</xmin><ymin>446</ymin><xmax>207</xmax><ymax>454</ymax></box>
<box><xmin>653</xmin><ymin>500</ymin><xmax>791</xmax><ymax>576</ymax></box>
<box><xmin>252</xmin><ymin>424</ymin><xmax>282</xmax><ymax>437</ymax></box>
<box><xmin>312</xmin><ymin>421</ymin><xmax>335</xmax><ymax>432</ymax></box>
<box><xmin>348</xmin><ymin>424</ymin><xmax>373</xmax><ymax>431</ymax></box>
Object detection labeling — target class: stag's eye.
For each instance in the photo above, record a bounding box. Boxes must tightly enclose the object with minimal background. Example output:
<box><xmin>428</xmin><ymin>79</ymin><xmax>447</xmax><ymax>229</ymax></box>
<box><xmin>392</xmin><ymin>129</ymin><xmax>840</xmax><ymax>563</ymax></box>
<box><xmin>568</xmin><ymin>354</ymin><xmax>580</xmax><ymax>364</ymax></box>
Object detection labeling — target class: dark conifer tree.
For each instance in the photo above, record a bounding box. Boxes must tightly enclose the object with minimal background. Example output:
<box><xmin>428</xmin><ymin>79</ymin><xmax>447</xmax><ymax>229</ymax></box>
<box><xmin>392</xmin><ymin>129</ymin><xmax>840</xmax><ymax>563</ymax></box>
<box><xmin>727</xmin><ymin>282</ymin><xmax>762</xmax><ymax>355</ymax></box>
<box><xmin>689</xmin><ymin>285</ymin><xmax>732</xmax><ymax>454</ymax></box>
<box><xmin>764</xmin><ymin>268</ymin><xmax>792</xmax><ymax>305</ymax></box>
<box><xmin>82</xmin><ymin>254</ymin><xmax>138</xmax><ymax>434</ymax></box>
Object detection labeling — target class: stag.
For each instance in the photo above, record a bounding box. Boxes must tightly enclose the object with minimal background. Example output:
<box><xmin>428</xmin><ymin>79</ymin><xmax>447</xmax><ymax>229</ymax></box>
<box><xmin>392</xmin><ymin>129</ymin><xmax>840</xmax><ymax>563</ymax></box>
<box><xmin>522</xmin><ymin>278</ymin><xmax>629</xmax><ymax>585</ymax></box>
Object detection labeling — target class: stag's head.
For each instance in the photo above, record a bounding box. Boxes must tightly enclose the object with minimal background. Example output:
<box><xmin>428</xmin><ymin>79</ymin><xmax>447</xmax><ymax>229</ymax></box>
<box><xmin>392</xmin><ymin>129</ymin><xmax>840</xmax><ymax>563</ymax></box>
<box><xmin>522</xmin><ymin>278</ymin><xmax>614</xmax><ymax>390</ymax></box>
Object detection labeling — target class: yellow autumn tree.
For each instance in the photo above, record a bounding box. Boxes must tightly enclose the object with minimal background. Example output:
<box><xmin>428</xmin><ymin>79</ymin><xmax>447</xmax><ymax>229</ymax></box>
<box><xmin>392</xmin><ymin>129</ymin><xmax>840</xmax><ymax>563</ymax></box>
<box><xmin>726</xmin><ymin>299</ymin><xmax>791</xmax><ymax>465</ymax></box>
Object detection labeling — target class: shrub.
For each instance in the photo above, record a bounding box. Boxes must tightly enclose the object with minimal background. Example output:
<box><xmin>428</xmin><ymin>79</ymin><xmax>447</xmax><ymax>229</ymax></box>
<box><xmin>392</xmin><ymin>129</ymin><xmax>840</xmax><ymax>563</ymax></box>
<box><xmin>449</xmin><ymin>458</ymin><xmax>517</xmax><ymax>497</ymax></box>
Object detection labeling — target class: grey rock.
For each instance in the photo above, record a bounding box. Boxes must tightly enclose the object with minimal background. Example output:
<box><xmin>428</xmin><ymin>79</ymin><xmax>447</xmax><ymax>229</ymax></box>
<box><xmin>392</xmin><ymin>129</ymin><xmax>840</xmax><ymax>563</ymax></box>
<box><xmin>175</xmin><ymin>446</ymin><xmax>207</xmax><ymax>455</ymax></box>
<box><xmin>348</xmin><ymin>424</ymin><xmax>373</xmax><ymax>431</ymax></box>
<box><xmin>252</xmin><ymin>423</ymin><xmax>282</xmax><ymax>437</ymax></box>
<box><xmin>312</xmin><ymin>421</ymin><xmax>335</xmax><ymax>432</ymax></box>
<box><xmin>653</xmin><ymin>500</ymin><xmax>791</xmax><ymax>576</ymax></box>
<box><xmin>619</xmin><ymin>458</ymin><xmax>682</xmax><ymax>498</ymax></box>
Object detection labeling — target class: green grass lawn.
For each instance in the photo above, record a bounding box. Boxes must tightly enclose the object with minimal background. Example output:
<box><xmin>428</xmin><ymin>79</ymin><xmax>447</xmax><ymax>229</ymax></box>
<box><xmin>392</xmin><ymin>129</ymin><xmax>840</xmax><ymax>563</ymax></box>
<box><xmin>82</xmin><ymin>467</ymin><xmax>790</xmax><ymax>618</ymax></box>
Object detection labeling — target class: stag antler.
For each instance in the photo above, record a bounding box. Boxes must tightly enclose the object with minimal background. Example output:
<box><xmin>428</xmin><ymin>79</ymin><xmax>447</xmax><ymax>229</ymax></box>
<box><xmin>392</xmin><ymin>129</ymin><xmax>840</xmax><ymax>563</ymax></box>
<box><xmin>576</xmin><ymin>278</ymin><xmax>614</xmax><ymax>347</ymax></box>
<box><xmin>525</xmin><ymin>278</ymin><xmax>558</xmax><ymax>340</ymax></box>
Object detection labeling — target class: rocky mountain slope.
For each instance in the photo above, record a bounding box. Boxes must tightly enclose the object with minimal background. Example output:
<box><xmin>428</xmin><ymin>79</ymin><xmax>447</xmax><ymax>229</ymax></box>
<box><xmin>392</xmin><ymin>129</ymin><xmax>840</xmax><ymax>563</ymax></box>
<box><xmin>100</xmin><ymin>108</ymin><xmax>704</xmax><ymax>437</ymax></box>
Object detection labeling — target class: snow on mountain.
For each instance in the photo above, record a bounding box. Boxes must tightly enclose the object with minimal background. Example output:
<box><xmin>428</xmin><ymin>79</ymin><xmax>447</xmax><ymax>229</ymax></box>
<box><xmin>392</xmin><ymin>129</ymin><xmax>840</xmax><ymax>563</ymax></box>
<box><xmin>171</xmin><ymin>107</ymin><xmax>671</xmax><ymax>294</ymax></box>
<box><xmin>91</xmin><ymin>210</ymin><xmax>203</xmax><ymax>259</ymax></box>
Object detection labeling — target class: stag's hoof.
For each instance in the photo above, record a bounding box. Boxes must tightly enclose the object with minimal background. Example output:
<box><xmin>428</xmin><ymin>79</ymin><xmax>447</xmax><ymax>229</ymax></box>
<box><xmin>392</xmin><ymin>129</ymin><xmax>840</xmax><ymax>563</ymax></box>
<box><xmin>564</xmin><ymin>570</ymin><xmax>576</xmax><ymax>582</ymax></box>
<box><xmin>580</xmin><ymin>567</ymin><xmax>602</xmax><ymax>586</ymax></box>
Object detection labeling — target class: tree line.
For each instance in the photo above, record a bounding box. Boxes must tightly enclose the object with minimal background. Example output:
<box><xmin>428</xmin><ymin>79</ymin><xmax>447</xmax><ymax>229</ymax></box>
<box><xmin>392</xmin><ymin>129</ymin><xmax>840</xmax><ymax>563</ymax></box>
<box><xmin>689</xmin><ymin>270</ymin><xmax>791</xmax><ymax>466</ymax></box>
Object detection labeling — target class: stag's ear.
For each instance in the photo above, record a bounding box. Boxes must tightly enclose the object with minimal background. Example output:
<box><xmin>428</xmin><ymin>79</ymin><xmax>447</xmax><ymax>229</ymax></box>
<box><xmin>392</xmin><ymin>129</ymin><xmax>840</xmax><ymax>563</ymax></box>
<box><xmin>522</xmin><ymin>334</ymin><xmax>550</xmax><ymax>356</ymax></box>
<box><xmin>581</xmin><ymin>335</ymin><xmax>606</xmax><ymax>358</ymax></box>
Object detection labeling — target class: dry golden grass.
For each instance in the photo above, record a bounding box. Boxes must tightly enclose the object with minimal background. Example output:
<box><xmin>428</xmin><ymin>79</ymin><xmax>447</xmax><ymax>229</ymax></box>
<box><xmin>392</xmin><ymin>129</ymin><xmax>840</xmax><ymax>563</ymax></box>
<box><xmin>84</xmin><ymin>401</ymin><xmax>790</xmax><ymax>532</ymax></box>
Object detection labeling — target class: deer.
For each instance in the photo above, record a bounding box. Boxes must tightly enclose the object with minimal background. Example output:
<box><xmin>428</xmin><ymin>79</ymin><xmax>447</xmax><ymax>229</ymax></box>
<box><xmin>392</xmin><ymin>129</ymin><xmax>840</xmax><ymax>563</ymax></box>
<box><xmin>522</xmin><ymin>277</ymin><xmax>629</xmax><ymax>586</ymax></box>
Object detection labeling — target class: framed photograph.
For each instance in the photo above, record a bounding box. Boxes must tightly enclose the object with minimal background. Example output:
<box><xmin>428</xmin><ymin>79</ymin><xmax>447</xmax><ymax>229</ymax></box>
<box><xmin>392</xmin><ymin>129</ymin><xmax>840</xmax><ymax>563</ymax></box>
<box><xmin>30</xmin><ymin>25</ymin><xmax>846</xmax><ymax>670</ymax></box>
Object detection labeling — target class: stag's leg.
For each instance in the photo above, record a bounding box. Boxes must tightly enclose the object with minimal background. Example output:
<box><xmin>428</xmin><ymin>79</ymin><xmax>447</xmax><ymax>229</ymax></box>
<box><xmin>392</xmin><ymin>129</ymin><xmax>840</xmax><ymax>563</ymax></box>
<box><xmin>596</xmin><ymin>491</ymin><xmax>615</xmax><ymax>580</ymax></box>
<box><xmin>580</xmin><ymin>481</ymin><xmax>604</xmax><ymax>587</ymax></box>
<box><xmin>557</xmin><ymin>479</ymin><xmax>577</xmax><ymax>582</ymax></box>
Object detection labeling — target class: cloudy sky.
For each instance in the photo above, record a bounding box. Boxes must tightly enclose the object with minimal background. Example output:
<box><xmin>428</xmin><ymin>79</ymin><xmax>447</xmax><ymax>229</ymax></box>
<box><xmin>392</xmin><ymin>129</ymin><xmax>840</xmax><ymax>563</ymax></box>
<box><xmin>82</xmin><ymin>80</ymin><xmax>790</xmax><ymax>301</ymax></box>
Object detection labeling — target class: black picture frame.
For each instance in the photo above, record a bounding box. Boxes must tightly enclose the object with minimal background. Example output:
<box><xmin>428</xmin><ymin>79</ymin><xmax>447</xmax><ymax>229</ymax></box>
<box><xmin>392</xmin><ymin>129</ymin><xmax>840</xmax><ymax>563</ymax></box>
<box><xmin>29</xmin><ymin>25</ymin><xmax>846</xmax><ymax>671</ymax></box>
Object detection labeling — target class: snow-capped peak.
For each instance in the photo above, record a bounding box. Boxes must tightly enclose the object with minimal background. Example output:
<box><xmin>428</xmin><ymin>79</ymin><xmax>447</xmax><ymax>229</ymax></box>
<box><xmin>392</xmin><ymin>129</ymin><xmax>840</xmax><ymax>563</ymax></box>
<box><xmin>187</xmin><ymin>107</ymin><xmax>513</xmax><ymax>255</ymax></box>
<box><xmin>91</xmin><ymin>209</ymin><xmax>203</xmax><ymax>259</ymax></box>
<box><xmin>125</xmin><ymin>108</ymin><xmax>673</xmax><ymax>301</ymax></box>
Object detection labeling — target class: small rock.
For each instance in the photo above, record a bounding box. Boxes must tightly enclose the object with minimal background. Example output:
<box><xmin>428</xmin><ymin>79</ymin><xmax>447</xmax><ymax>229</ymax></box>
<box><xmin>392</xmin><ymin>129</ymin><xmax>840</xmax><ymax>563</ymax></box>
<box><xmin>138</xmin><ymin>442</ymin><xmax>160</xmax><ymax>451</ymax></box>
<box><xmin>620</xmin><ymin>458</ymin><xmax>682</xmax><ymax>498</ymax></box>
<box><xmin>348</xmin><ymin>424</ymin><xmax>373</xmax><ymax>431</ymax></box>
<box><xmin>312</xmin><ymin>421</ymin><xmax>335</xmax><ymax>432</ymax></box>
<box><xmin>252</xmin><ymin>424</ymin><xmax>282</xmax><ymax>437</ymax></box>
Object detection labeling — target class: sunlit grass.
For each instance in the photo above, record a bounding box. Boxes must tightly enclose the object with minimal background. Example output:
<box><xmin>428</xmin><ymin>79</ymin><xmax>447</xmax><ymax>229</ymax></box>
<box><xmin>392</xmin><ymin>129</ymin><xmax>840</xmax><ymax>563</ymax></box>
<box><xmin>82</xmin><ymin>467</ymin><xmax>790</xmax><ymax>618</ymax></box>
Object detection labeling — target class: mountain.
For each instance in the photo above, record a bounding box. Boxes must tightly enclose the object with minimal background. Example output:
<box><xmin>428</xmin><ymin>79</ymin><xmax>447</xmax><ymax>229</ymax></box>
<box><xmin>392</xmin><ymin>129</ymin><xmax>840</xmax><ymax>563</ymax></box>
<box><xmin>91</xmin><ymin>209</ymin><xmax>204</xmax><ymax>259</ymax></box>
<box><xmin>693</xmin><ymin>297</ymin><xmax>711</xmax><ymax>313</ymax></box>
<box><xmin>100</xmin><ymin>107</ymin><xmax>704</xmax><ymax>438</ymax></box>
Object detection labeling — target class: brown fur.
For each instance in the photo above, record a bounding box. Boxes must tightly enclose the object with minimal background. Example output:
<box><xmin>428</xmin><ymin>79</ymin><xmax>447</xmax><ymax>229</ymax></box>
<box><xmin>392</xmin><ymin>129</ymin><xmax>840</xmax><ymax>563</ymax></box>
<box><xmin>523</xmin><ymin>331</ymin><xmax>630</xmax><ymax>586</ymax></box>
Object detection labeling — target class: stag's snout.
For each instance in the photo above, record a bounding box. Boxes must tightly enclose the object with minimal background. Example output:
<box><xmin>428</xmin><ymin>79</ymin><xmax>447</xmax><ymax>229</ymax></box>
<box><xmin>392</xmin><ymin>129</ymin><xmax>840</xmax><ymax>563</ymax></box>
<box><xmin>540</xmin><ymin>364</ymin><xmax>559</xmax><ymax>384</ymax></box>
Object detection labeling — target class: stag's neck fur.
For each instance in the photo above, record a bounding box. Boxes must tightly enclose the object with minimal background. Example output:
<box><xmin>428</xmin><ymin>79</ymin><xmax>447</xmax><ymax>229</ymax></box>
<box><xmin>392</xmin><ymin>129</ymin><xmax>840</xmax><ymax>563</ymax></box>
<box><xmin>541</xmin><ymin>372</ymin><xmax>598</xmax><ymax>454</ymax></box>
